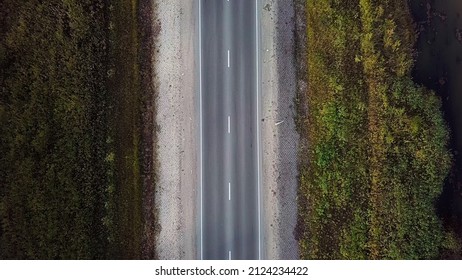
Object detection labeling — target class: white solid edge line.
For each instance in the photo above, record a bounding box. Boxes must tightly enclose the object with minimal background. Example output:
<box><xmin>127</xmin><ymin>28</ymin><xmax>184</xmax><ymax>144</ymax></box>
<box><xmin>255</xmin><ymin>0</ymin><xmax>261</xmax><ymax>260</ymax></box>
<box><xmin>199</xmin><ymin>0</ymin><xmax>203</xmax><ymax>261</ymax></box>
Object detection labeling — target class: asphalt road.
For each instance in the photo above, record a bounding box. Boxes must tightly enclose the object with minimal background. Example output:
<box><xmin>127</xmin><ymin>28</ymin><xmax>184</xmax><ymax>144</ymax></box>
<box><xmin>199</xmin><ymin>0</ymin><xmax>261</xmax><ymax>260</ymax></box>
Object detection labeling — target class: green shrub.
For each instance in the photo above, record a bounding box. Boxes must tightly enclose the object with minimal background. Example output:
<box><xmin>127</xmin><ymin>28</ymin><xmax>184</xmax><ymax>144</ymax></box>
<box><xmin>299</xmin><ymin>0</ymin><xmax>451</xmax><ymax>259</ymax></box>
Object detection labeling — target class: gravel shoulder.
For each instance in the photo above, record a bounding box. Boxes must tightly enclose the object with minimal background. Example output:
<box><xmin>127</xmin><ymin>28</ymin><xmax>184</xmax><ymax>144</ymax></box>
<box><xmin>261</xmin><ymin>0</ymin><xmax>300</xmax><ymax>260</ymax></box>
<box><xmin>155</xmin><ymin>0</ymin><xmax>197</xmax><ymax>260</ymax></box>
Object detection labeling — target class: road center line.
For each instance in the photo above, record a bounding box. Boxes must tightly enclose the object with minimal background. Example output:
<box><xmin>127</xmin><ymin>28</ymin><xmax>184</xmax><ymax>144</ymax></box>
<box><xmin>229</xmin><ymin>251</ymin><xmax>232</xmax><ymax>260</ymax></box>
<box><xmin>227</xmin><ymin>50</ymin><xmax>230</xmax><ymax>68</ymax></box>
<box><xmin>228</xmin><ymin>116</ymin><xmax>230</xmax><ymax>134</ymax></box>
<box><xmin>229</xmin><ymin>182</ymin><xmax>231</xmax><ymax>200</ymax></box>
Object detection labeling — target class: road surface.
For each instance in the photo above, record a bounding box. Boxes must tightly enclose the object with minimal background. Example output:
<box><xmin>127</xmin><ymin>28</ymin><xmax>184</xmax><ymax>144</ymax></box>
<box><xmin>199</xmin><ymin>0</ymin><xmax>261</xmax><ymax>260</ymax></box>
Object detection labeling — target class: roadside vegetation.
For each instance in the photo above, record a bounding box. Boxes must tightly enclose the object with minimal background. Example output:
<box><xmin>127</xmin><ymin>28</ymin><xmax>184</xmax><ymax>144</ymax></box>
<box><xmin>0</xmin><ymin>0</ymin><xmax>156</xmax><ymax>259</ymax></box>
<box><xmin>298</xmin><ymin>0</ymin><xmax>452</xmax><ymax>259</ymax></box>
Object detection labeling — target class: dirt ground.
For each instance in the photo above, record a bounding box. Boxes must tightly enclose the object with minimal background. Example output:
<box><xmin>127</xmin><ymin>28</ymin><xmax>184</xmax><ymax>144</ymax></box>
<box><xmin>261</xmin><ymin>0</ymin><xmax>300</xmax><ymax>260</ymax></box>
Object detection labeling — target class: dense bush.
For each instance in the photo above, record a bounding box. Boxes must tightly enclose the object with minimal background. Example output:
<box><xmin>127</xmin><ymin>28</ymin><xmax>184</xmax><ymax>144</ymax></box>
<box><xmin>0</xmin><ymin>0</ymin><xmax>110</xmax><ymax>259</ymax></box>
<box><xmin>0</xmin><ymin>0</ymin><xmax>150</xmax><ymax>259</ymax></box>
<box><xmin>298</xmin><ymin>0</ymin><xmax>451</xmax><ymax>259</ymax></box>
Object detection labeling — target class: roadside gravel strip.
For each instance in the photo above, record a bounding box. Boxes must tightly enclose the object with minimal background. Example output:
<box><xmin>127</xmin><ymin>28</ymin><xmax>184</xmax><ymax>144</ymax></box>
<box><xmin>261</xmin><ymin>0</ymin><xmax>299</xmax><ymax>259</ymax></box>
<box><xmin>155</xmin><ymin>0</ymin><xmax>197</xmax><ymax>259</ymax></box>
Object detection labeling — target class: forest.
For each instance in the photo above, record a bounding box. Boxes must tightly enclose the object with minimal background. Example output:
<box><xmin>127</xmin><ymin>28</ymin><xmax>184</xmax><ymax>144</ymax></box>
<box><xmin>0</xmin><ymin>0</ymin><xmax>156</xmax><ymax>259</ymax></box>
<box><xmin>298</xmin><ymin>0</ymin><xmax>459</xmax><ymax>259</ymax></box>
